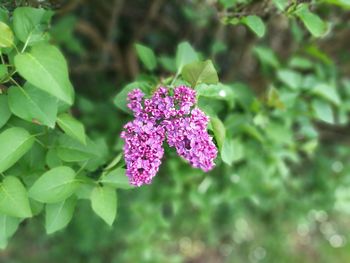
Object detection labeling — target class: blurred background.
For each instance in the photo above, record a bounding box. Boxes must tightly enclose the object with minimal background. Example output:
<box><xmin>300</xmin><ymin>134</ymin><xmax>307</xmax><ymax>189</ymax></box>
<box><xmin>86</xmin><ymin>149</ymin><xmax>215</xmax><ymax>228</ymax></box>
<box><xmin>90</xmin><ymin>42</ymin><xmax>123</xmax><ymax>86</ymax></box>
<box><xmin>1</xmin><ymin>0</ymin><xmax>350</xmax><ymax>262</ymax></box>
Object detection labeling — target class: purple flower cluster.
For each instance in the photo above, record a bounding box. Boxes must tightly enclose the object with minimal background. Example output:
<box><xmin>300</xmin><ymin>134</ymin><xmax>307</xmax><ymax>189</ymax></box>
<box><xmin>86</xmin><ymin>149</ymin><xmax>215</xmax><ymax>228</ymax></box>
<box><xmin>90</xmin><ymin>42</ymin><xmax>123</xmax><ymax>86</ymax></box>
<box><xmin>121</xmin><ymin>86</ymin><xmax>218</xmax><ymax>186</ymax></box>
<box><xmin>164</xmin><ymin>108</ymin><xmax>217</xmax><ymax>172</ymax></box>
<box><xmin>121</xmin><ymin>120</ymin><xmax>165</xmax><ymax>186</ymax></box>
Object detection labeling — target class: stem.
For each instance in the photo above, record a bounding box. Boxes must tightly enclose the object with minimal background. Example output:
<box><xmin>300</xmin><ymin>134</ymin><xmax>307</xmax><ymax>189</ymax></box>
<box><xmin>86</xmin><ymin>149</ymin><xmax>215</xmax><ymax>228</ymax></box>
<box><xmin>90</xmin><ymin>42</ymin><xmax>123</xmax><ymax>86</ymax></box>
<box><xmin>10</xmin><ymin>77</ymin><xmax>21</xmax><ymax>88</ymax></box>
<box><xmin>77</xmin><ymin>161</ymin><xmax>88</xmax><ymax>176</ymax></box>
<box><xmin>21</xmin><ymin>37</ymin><xmax>30</xmax><ymax>53</ymax></box>
<box><xmin>170</xmin><ymin>71</ymin><xmax>180</xmax><ymax>87</ymax></box>
<box><xmin>1</xmin><ymin>69</ymin><xmax>18</xmax><ymax>84</ymax></box>
<box><xmin>13</xmin><ymin>45</ymin><xmax>20</xmax><ymax>54</ymax></box>
<box><xmin>34</xmin><ymin>138</ymin><xmax>46</xmax><ymax>148</ymax></box>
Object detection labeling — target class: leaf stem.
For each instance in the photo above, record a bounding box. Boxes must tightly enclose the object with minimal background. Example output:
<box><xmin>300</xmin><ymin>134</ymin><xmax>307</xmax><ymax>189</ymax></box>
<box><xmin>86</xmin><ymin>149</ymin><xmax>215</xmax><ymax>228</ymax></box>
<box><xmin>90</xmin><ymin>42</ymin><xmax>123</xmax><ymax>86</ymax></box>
<box><xmin>9</xmin><ymin>77</ymin><xmax>21</xmax><ymax>88</ymax></box>
<box><xmin>77</xmin><ymin>161</ymin><xmax>88</xmax><ymax>176</ymax></box>
<box><xmin>170</xmin><ymin>71</ymin><xmax>180</xmax><ymax>87</ymax></box>
<box><xmin>21</xmin><ymin>38</ymin><xmax>30</xmax><ymax>53</ymax></box>
<box><xmin>34</xmin><ymin>138</ymin><xmax>46</xmax><ymax>148</ymax></box>
<box><xmin>13</xmin><ymin>45</ymin><xmax>20</xmax><ymax>54</ymax></box>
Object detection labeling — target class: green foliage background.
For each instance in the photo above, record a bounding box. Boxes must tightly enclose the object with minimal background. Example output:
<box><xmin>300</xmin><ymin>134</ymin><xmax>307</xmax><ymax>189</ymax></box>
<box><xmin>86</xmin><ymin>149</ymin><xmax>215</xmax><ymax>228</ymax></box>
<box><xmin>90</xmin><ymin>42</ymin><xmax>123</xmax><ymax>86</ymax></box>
<box><xmin>1</xmin><ymin>0</ymin><xmax>350</xmax><ymax>262</ymax></box>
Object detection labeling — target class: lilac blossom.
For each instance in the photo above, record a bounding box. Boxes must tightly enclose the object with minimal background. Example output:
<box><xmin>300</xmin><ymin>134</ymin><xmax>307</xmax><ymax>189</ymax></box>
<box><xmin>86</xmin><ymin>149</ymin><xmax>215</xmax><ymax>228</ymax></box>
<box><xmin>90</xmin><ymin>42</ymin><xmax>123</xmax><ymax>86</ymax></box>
<box><xmin>121</xmin><ymin>119</ymin><xmax>165</xmax><ymax>186</ymax></box>
<box><xmin>144</xmin><ymin>87</ymin><xmax>175</xmax><ymax>120</ymax></box>
<box><xmin>127</xmin><ymin>89</ymin><xmax>144</xmax><ymax>118</ymax></box>
<box><xmin>121</xmin><ymin>85</ymin><xmax>218</xmax><ymax>186</ymax></box>
<box><xmin>173</xmin><ymin>85</ymin><xmax>196</xmax><ymax>115</ymax></box>
<box><xmin>164</xmin><ymin>108</ymin><xmax>217</xmax><ymax>172</ymax></box>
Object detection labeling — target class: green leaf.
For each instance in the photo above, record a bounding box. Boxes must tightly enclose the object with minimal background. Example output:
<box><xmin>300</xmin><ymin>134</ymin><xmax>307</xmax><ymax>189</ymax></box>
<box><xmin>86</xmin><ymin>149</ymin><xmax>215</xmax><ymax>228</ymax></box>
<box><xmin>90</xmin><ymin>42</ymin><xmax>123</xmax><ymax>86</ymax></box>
<box><xmin>241</xmin><ymin>15</ymin><xmax>266</xmax><ymax>37</ymax></box>
<box><xmin>0</xmin><ymin>8</ymin><xmax>9</xmax><ymax>23</ymax></box>
<box><xmin>100</xmin><ymin>168</ymin><xmax>133</xmax><ymax>190</ymax></box>
<box><xmin>0</xmin><ymin>127</ymin><xmax>35</xmax><ymax>173</ymax></box>
<box><xmin>0</xmin><ymin>176</ymin><xmax>32</xmax><ymax>218</ymax></box>
<box><xmin>305</xmin><ymin>45</ymin><xmax>332</xmax><ymax>65</ymax></box>
<box><xmin>29</xmin><ymin>166</ymin><xmax>79</xmax><ymax>203</ymax></box>
<box><xmin>312</xmin><ymin>100</ymin><xmax>334</xmax><ymax>124</ymax></box>
<box><xmin>295</xmin><ymin>4</ymin><xmax>327</xmax><ymax>37</ymax></box>
<box><xmin>56</xmin><ymin>134</ymin><xmax>97</xmax><ymax>162</ymax></box>
<box><xmin>210</xmin><ymin>117</ymin><xmax>226</xmax><ymax>150</ymax></box>
<box><xmin>91</xmin><ymin>185</ymin><xmax>117</xmax><ymax>226</ymax></box>
<box><xmin>84</xmin><ymin>137</ymin><xmax>108</xmax><ymax>172</ymax></box>
<box><xmin>242</xmin><ymin>124</ymin><xmax>264</xmax><ymax>142</ymax></box>
<box><xmin>312</xmin><ymin>83</ymin><xmax>340</xmax><ymax>106</ymax></box>
<box><xmin>30</xmin><ymin>199</ymin><xmax>44</xmax><ymax>217</ymax></box>
<box><xmin>221</xmin><ymin>138</ymin><xmax>234</xmax><ymax>166</ymax></box>
<box><xmin>335</xmin><ymin>186</ymin><xmax>350</xmax><ymax>215</ymax></box>
<box><xmin>182</xmin><ymin>60</ymin><xmax>219</xmax><ymax>88</ymax></box>
<box><xmin>0</xmin><ymin>21</ymin><xmax>14</xmax><ymax>48</ymax></box>
<box><xmin>327</xmin><ymin>0</ymin><xmax>350</xmax><ymax>8</ymax></box>
<box><xmin>221</xmin><ymin>138</ymin><xmax>243</xmax><ymax>166</ymax></box>
<box><xmin>158</xmin><ymin>56</ymin><xmax>176</xmax><ymax>72</ymax></box>
<box><xmin>196</xmin><ymin>83</ymin><xmax>234</xmax><ymax>103</ymax></box>
<box><xmin>277</xmin><ymin>69</ymin><xmax>303</xmax><ymax>90</ymax></box>
<box><xmin>14</xmin><ymin>44</ymin><xmax>75</xmax><ymax>105</ymax></box>
<box><xmin>75</xmin><ymin>181</ymin><xmax>94</xmax><ymax>200</ymax></box>
<box><xmin>267</xmin><ymin>87</ymin><xmax>285</xmax><ymax>109</ymax></box>
<box><xmin>175</xmin><ymin>42</ymin><xmax>198</xmax><ymax>74</ymax></box>
<box><xmin>273</xmin><ymin>0</ymin><xmax>288</xmax><ymax>11</ymax></box>
<box><xmin>289</xmin><ymin>56</ymin><xmax>313</xmax><ymax>70</ymax></box>
<box><xmin>13</xmin><ymin>7</ymin><xmax>53</xmax><ymax>45</ymax></box>
<box><xmin>45</xmin><ymin>196</ymin><xmax>76</xmax><ymax>234</ymax></box>
<box><xmin>51</xmin><ymin>16</ymin><xmax>83</xmax><ymax>54</ymax></box>
<box><xmin>46</xmin><ymin>148</ymin><xmax>63</xmax><ymax>169</ymax></box>
<box><xmin>0</xmin><ymin>95</ymin><xmax>11</xmax><ymax>128</ymax></box>
<box><xmin>265</xmin><ymin>122</ymin><xmax>293</xmax><ymax>145</ymax></box>
<box><xmin>57</xmin><ymin>113</ymin><xmax>86</xmax><ymax>144</ymax></box>
<box><xmin>8</xmin><ymin>83</ymin><xmax>58</xmax><ymax>128</ymax></box>
<box><xmin>134</xmin><ymin>43</ymin><xmax>157</xmax><ymax>71</ymax></box>
<box><xmin>0</xmin><ymin>215</ymin><xmax>22</xmax><ymax>249</ymax></box>
<box><xmin>232</xmin><ymin>139</ymin><xmax>244</xmax><ymax>162</ymax></box>
<box><xmin>253</xmin><ymin>46</ymin><xmax>280</xmax><ymax>68</ymax></box>
<box><xmin>226</xmin><ymin>17</ymin><xmax>241</xmax><ymax>26</ymax></box>
<box><xmin>21</xmin><ymin>143</ymin><xmax>46</xmax><ymax>171</ymax></box>
<box><xmin>219</xmin><ymin>0</ymin><xmax>236</xmax><ymax>8</ymax></box>
<box><xmin>0</xmin><ymin>64</ymin><xmax>8</xmax><ymax>80</ymax></box>
<box><xmin>104</xmin><ymin>153</ymin><xmax>122</xmax><ymax>171</ymax></box>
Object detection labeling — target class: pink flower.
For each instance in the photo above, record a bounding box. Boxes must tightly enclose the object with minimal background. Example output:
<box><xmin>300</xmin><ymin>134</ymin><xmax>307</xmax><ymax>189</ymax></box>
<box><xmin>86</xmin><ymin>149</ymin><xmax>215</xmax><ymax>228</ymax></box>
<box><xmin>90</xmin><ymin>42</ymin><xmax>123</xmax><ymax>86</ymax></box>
<box><xmin>121</xmin><ymin>119</ymin><xmax>165</xmax><ymax>186</ymax></box>
<box><xmin>164</xmin><ymin>108</ymin><xmax>217</xmax><ymax>172</ymax></box>
<box><xmin>121</xmin><ymin>86</ymin><xmax>218</xmax><ymax>186</ymax></box>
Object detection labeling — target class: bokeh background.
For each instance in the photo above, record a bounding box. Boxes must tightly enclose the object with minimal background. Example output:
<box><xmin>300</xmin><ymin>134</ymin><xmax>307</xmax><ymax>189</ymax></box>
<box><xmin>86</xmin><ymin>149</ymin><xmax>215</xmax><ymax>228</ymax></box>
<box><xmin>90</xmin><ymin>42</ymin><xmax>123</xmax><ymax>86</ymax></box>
<box><xmin>1</xmin><ymin>0</ymin><xmax>350</xmax><ymax>262</ymax></box>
